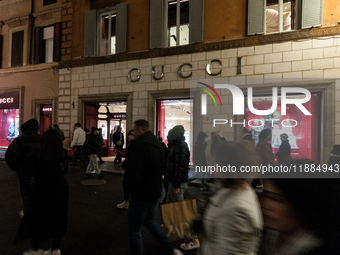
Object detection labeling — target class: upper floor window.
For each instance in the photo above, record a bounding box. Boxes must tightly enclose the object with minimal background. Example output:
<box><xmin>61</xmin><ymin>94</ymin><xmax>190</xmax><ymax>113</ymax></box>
<box><xmin>266</xmin><ymin>0</ymin><xmax>296</xmax><ymax>33</ymax></box>
<box><xmin>100</xmin><ymin>12</ymin><xmax>116</xmax><ymax>55</ymax></box>
<box><xmin>34</xmin><ymin>23</ymin><xmax>61</xmax><ymax>64</ymax></box>
<box><xmin>248</xmin><ymin>0</ymin><xmax>323</xmax><ymax>36</ymax></box>
<box><xmin>11</xmin><ymin>31</ymin><xmax>24</xmax><ymax>67</ymax></box>
<box><xmin>43</xmin><ymin>0</ymin><xmax>57</xmax><ymax>6</ymax></box>
<box><xmin>167</xmin><ymin>0</ymin><xmax>189</xmax><ymax>47</ymax></box>
<box><xmin>84</xmin><ymin>2</ymin><xmax>127</xmax><ymax>57</ymax></box>
<box><xmin>150</xmin><ymin>0</ymin><xmax>203</xmax><ymax>49</ymax></box>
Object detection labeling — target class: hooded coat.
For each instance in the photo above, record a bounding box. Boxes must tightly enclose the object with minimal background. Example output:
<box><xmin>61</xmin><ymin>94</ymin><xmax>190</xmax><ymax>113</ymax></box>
<box><xmin>5</xmin><ymin>119</ymin><xmax>41</xmax><ymax>213</ymax></box>
<box><xmin>5</xmin><ymin>118</ymin><xmax>41</xmax><ymax>175</ymax></box>
<box><xmin>13</xmin><ymin>130</ymin><xmax>69</xmax><ymax>245</ymax></box>
<box><xmin>193</xmin><ymin>131</ymin><xmax>208</xmax><ymax>167</ymax></box>
<box><xmin>165</xmin><ymin>125</ymin><xmax>190</xmax><ymax>188</ymax></box>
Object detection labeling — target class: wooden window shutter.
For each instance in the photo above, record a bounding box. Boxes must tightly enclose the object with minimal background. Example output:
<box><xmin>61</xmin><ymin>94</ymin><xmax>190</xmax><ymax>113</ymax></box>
<box><xmin>149</xmin><ymin>0</ymin><xmax>165</xmax><ymax>49</ymax></box>
<box><xmin>301</xmin><ymin>0</ymin><xmax>323</xmax><ymax>29</ymax></box>
<box><xmin>116</xmin><ymin>2</ymin><xmax>127</xmax><ymax>54</ymax></box>
<box><xmin>189</xmin><ymin>0</ymin><xmax>204</xmax><ymax>44</ymax></box>
<box><xmin>11</xmin><ymin>31</ymin><xmax>24</xmax><ymax>67</ymax></box>
<box><xmin>247</xmin><ymin>0</ymin><xmax>266</xmax><ymax>35</ymax></box>
<box><xmin>53</xmin><ymin>23</ymin><xmax>61</xmax><ymax>62</ymax></box>
<box><xmin>34</xmin><ymin>27</ymin><xmax>43</xmax><ymax>64</ymax></box>
<box><xmin>84</xmin><ymin>10</ymin><xmax>98</xmax><ymax>57</ymax></box>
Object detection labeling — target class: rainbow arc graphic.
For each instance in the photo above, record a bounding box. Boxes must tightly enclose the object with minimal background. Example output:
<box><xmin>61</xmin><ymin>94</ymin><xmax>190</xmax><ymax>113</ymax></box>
<box><xmin>197</xmin><ymin>82</ymin><xmax>222</xmax><ymax>106</ymax></box>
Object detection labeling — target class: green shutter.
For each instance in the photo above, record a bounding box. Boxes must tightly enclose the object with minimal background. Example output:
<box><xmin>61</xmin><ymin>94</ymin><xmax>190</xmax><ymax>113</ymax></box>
<box><xmin>150</xmin><ymin>0</ymin><xmax>165</xmax><ymax>49</ymax></box>
<box><xmin>116</xmin><ymin>2</ymin><xmax>127</xmax><ymax>53</ymax></box>
<box><xmin>248</xmin><ymin>0</ymin><xmax>266</xmax><ymax>35</ymax></box>
<box><xmin>301</xmin><ymin>0</ymin><xmax>323</xmax><ymax>29</ymax></box>
<box><xmin>84</xmin><ymin>10</ymin><xmax>98</xmax><ymax>57</ymax></box>
<box><xmin>189</xmin><ymin>0</ymin><xmax>204</xmax><ymax>44</ymax></box>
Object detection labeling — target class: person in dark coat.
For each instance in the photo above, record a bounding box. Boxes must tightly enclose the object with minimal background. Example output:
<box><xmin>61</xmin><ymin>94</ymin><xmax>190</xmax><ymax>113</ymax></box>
<box><xmin>84</xmin><ymin>127</ymin><xmax>103</xmax><ymax>178</ymax></box>
<box><xmin>117</xmin><ymin>129</ymin><xmax>136</xmax><ymax>209</ymax></box>
<box><xmin>275</xmin><ymin>133</ymin><xmax>292</xmax><ymax>164</ymax></box>
<box><xmin>188</xmin><ymin>131</ymin><xmax>208</xmax><ymax>189</ymax></box>
<box><xmin>53</xmin><ymin>124</ymin><xmax>65</xmax><ymax>141</ymax></box>
<box><xmin>13</xmin><ymin>129</ymin><xmax>69</xmax><ymax>255</ymax></box>
<box><xmin>259</xmin><ymin>160</ymin><xmax>340</xmax><ymax>255</ymax></box>
<box><xmin>165</xmin><ymin>125</ymin><xmax>190</xmax><ymax>203</ymax></box>
<box><xmin>5</xmin><ymin>118</ymin><xmax>41</xmax><ymax>217</ymax></box>
<box><xmin>97</xmin><ymin>128</ymin><xmax>105</xmax><ymax>164</ymax></box>
<box><xmin>113</xmin><ymin>126</ymin><xmax>124</xmax><ymax>164</ymax></box>
<box><xmin>242</xmin><ymin>127</ymin><xmax>253</xmax><ymax>142</ymax></box>
<box><xmin>210</xmin><ymin>131</ymin><xmax>222</xmax><ymax>162</ymax></box>
<box><xmin>256</xmin><ymin>129</ymin><xmax>274</xmax><ymax>165</ymax></box>
<box><xmin>126</xmin><ymin>119</ymin><xmax>181</xmax><ymax>255</ymax></box>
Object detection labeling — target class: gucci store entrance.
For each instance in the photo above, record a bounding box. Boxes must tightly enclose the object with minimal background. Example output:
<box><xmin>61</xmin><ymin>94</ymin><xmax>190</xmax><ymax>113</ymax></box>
<box><xmin>85</xmin><ymin>101</ymin><xmax>127</xmax><ymax>156</ymax></box>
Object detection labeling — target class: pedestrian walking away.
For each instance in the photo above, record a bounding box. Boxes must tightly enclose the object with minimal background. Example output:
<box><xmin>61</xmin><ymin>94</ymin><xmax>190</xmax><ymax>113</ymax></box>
<box><xmin>126</xmin><ymin>119</ymin><xmax>183</xmax><ymax>255</ymax></box>
<box><xmin>5</xmin><ymin>118</ymin><xmax>41</xmax><ymax>218</ymax></box>
<box><xmin>84</xmin><ymin>127</ymin><xmax>104</xmax><ymax>178</ymax></box>
<box><xmin>13</xmin><ymin>129</ymin><xmax>69</xmax><ymax>255</ymax></box>
<box><xmin>70</xmin><ymin>123</ymin><xmax>87</xmax><ymax>168</ymax></box>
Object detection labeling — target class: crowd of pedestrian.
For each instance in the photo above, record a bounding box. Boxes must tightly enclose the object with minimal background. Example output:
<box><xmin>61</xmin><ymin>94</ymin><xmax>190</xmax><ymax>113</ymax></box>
<box><xmin>5</xmin><ymin>118</ymin><xmax>340</xmax><ymax>255</ymax></box>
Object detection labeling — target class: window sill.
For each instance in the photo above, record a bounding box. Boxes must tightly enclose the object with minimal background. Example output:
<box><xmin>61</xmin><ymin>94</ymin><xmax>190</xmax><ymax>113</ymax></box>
<box><xmin>0</xmin><ymin>62</ymin><xmax>58</xmax><ymax>75</ymax></box>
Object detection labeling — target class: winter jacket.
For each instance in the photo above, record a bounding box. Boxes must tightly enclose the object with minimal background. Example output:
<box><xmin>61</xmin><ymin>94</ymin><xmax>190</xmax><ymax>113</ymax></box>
<box><xmin>166</xmin><ymin>125</ymin><xmax>190</xmax><ymax>188</ymax></box>
<box><xmin>202</xmin><ymin>185</ymin><xmax>263</xmax><ymax>255</ymax></box>
<box><xmin>113</xmin><ymin>131</ymin><xmax>124</xmax><ymax>148</ymax></box>
<box><xmin>127</xmin><ymin>131</ymin><xmax>166</xmax><ymax>203</ymax></box>
<box><xmin>71</xmin><ymin>127</ymin><xmax>86</xmax><ymax>147</ymax></box>
<box><xmin>14</xmin><ymin>148</ymin><xmax>69</xmax><ymax>245</ymax></box>
<box><xmin>84</xmin><ymin>132</ymin><xmax>100</xmax><ymax>155</ymax></box>
<box><xmin>275</xmin><ymin>140</ymin><xmax>292</xmax><ymax>164</ymax></box>
<box><xmin>5</xmin><ymin>118</ymin><xmax>41</xmax><ymax>176</ymax></box>
<box><xmin>256</xmin><ymin>140</ymin><xmax>274</xmax><ymax>165</ymax></box>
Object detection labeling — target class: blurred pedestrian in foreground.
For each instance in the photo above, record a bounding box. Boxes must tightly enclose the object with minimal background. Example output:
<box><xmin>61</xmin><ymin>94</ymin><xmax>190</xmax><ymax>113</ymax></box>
<box><xmin>5</xmin><ymin>118</ymin><xmax>41</xmax><ymax>218</ymax></box>
<box><xmin>275</xmin><ymin>133</ymin><xmax>292</xmax><ymax>164</ymax></box>
<box><xmin>259</xmin><ymin>161</ymin><xmax>340</xmax><ymax>255</ymax></box>
<box><xmin>201</xmin><ymin>141</ymin><xmax>263</xmax><ymax>255</ymax></box>
<box><xmin>14</xmin><ymin>129</ymin><xmax>69</xmax><ymax>255</ymax></box>
<box><xmin>117</xmin><ymin>129</ymin><xmax>136</xmax><ymax>209</ymax></box>
<box><xmin>126</xmin><ymin>120</ymin><xmax>183</xmax><ymax>255</ymax></box>
<box><xmin>188</xmin><ymin>131</ymin><xmax>209</xmax><ymax>190</ymax></box>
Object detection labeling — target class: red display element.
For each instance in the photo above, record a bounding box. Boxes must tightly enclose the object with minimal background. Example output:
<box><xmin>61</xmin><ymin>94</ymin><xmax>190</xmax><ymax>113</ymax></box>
<box><xmin>246</xmin><ymin>93</ymin><xmax>320</xmax><ymax>161</ymax></box>
<box><xmin>157</xmin><ymin>100</ymin><xmax>166</xmax><ymax>144</ymax></box>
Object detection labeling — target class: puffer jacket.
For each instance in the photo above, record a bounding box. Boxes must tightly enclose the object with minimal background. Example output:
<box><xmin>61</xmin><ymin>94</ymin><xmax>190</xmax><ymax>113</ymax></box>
<box><xmin>166</xmin><ymin>125</ymin><xmax>190</xmax><ymax>188</ymax></box>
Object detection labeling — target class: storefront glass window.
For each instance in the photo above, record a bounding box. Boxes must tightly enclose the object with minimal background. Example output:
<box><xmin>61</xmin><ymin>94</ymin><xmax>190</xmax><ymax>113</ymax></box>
<box><xmin>246</xmin><ymin>93</ymin><xmax>321</xmax><ymax>161</ymax></box>
<box><xmin>156</xmin><ymin>99</ymin><xmax>193</xmax><ymax>156</ymax></box>
<box><xmin>0</xmin><ymin>109</ymin><xmax>19</xmax><ymax>147</ymax></box>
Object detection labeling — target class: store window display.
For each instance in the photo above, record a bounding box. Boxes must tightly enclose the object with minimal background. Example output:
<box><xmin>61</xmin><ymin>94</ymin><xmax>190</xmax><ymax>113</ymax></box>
<box><xmin>246</xmin><ymin>93</ymin><xmax>320</xmax><ymax>161</ymax></box>
<box><xmin>1</xmin><ymin>109</ymin><xmax>19</xmax><ymax>147</ymax></box>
